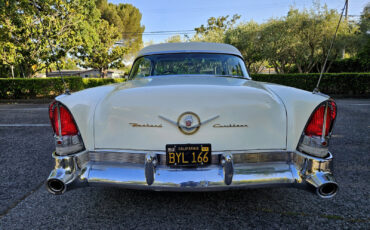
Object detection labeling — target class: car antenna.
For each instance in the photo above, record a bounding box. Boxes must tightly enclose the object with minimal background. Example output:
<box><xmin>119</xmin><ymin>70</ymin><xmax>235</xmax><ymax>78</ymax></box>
<box><xmin>31</xmin><ymin>0</ymin><xmax>70</xmax><ymax>95</ymax></box>
<box><xmin>313</xmin><ymin>0</ymin><xmax>348</xmax><ymax>94</ymax></box>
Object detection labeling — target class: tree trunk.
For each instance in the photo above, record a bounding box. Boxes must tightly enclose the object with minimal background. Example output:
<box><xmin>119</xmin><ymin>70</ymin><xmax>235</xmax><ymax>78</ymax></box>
<box><xmin>11</xmin><ymin>65</ymin><xmax>14</xmax><ymax>78</ymax></box>
<box><xmin>325</xmin><ymin>60</ymin><xmax>334</xmax><ymax>73</ymax></box>
<box><xmin>280</xmin><ymin>60</ymin><xmax>286</xmax><ymax>74</ymax></box>
<box><xmin>20</xmin><ymin>65</ymin><xmax>26</xmax><ymax>78</ymax></box>
<box><xmin>297</xmin><ymin>64</ymin><xmax>302</xmax><ymax>73</ymax></box>
<box><xmin>100</xmin><ymin>68</ymin><xmax>104</xmax><ymax>78</ymax></box>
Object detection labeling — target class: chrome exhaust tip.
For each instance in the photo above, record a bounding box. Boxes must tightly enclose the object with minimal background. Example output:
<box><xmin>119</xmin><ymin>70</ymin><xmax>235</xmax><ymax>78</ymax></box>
<box><xmin>46</xmin><ymin>179</ymin><xmax>66</xmax><ymax>195</ymax></box>
<box><xmin>316</xmin><ymin>182</ymin><xmax>338</xmax><ymax>198</ymax></box>
<box><xmin>305</xmin><ymin>172</ymin><xmax>338</xmax><ymax>198</ymax></box>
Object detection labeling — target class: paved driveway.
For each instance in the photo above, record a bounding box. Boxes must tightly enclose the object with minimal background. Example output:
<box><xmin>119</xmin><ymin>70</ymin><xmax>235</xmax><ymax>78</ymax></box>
<box><xmin>0</xmin><ymin>99</ymin><xmax>369</xmax><ymax>229</ymax></box>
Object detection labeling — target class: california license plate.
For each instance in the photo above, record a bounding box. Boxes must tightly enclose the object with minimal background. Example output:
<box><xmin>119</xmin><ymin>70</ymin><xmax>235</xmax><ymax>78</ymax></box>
<box><xmin>166</xmin><ymin>144</ymin><xmax>212</xmax><ymax>166</ymax></box>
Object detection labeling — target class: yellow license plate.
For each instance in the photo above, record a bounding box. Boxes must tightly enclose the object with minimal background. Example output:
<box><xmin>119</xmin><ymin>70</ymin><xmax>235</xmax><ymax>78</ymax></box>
<box><xmin>166</xmin><ymin>144</ymin><xmax>212</xmax><ymax>166</ymax></box>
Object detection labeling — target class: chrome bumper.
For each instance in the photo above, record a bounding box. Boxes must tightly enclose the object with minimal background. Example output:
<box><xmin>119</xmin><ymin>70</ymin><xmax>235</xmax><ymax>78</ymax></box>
<box><xmin>46</xmin><ymin>150</ymin><xmax>338</xmax><ymax>198</ymax></box>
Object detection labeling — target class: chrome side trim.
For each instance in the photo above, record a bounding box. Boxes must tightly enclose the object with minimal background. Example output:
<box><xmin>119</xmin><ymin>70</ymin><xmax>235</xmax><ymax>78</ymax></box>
<box><xmin>322</xmin><ymin>102</ymin><xmax>328</xmax><ymax>140</ymax></box>
<box><xmin>94</xmin><ymin>148</ymin><xmax>288</xmax><ymax>154</ymax></box>
<box><xmin>90</xmin><ymin>151</ymin><xmax>146</xmax><ymax>164</ymax></box>
<box><xmin>89</xmin><ymin>150</ymin><xmax>291</xmax><ymax>165</ymax></box>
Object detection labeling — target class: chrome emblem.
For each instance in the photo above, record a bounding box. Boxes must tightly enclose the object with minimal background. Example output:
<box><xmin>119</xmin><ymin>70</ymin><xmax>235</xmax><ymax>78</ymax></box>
<box><xmin>159</xmin><ymin>112</ymin><xmax>219</xmax><ymax>135</ymax></box>
<box><xmin>185</xmin><ymin>115</ymin><xmax>193</xmax><ymax>127</ymax></box>
<box><xmin>178</xmin><ymin>112</ymin><xmax>201</xmax><ymax>135</ymax></box>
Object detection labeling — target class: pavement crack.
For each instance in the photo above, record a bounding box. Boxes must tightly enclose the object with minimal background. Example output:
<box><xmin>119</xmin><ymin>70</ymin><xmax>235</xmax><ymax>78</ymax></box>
<box><xmin>0</xmin><ymin>181</ymin><xmax>45</xmax><ymax>218</ymax></box>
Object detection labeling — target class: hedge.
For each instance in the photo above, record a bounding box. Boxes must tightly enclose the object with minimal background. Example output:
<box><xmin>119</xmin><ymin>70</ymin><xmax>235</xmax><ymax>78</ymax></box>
<box><xmin>0</xmin><ymin>73</ymin><xmax>369</xmax><ymax>99</ymax></box>
<box><xmin>252</xmin><ymin>73</ymin><xmax>370</xmax><ymax>96</ymax></box>
<box><xmin>0</xmin><ymin>77</ymin><xmax>125</xmax><ymax>99</ymax></box>
<box><xmin>328</xmin><ymin>58</ymin><xmax>369</xmax><ymax>73</ymax></box>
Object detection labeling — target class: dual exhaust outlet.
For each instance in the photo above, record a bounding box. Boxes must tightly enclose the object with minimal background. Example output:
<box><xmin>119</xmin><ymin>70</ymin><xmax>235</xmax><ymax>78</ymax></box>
<box><xmin>47</xmin><ymin>179</ymin><xmax>66</xmax><ymax>195</ymax></box>
<box><xmin>317</xmin><ymin>183</ymin><xmax>338</xmax><ymax>198</ymax></box>
<box><xmin>306</xmin><ymin>172</ymin><xmax>338</xmax><ymax>198</ymax></box>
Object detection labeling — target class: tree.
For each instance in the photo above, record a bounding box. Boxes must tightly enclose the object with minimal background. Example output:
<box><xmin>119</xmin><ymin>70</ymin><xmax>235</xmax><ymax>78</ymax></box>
<box><xmin>192</xmin><ymin>4</ymin><xmax>360</xmax><ymax>74</ymax></box>
<box><xmin>311</xmin><ymin>6</ymin><xmax>358</xmax><ymax>73</ymax></box>
<box><xmin>0</xmin><ymin>0</ymin><xmax>140</xmax><ymax>78</ymax></box>
<box><xmin>165</xmin><ymin>35</ymin><xmax>183</xmax><ymax>43</ymax></box>
<box><xmin>260</xmin><ymin>19</ymin><xmax>295</xmax><ymax>73</ymax></box>
<box><xmin>74</xmin><ymin>20</ymin><xmax>129</xmax><ymax>77</ymax></box>
<box><xmin>357</xmin><ymin>3</ymin><xmax>370</xmax><ymax>70</ymax></box>
<box><xmin>225</xmin><ymin>21</ymin><xmax>266</xmax><ymax>73</ymax></box>
<box><xmin>96</xmin><ymin>0</ymin><xmax>145</xmax><ymax>56</ymax></box>
<box><xmin>0</xmin><ymin>0</ymin><xmax>99</xmax><ymax>77</ymax></box>
<box><xmin>191</xmin><ymin>14</ymin><xmax>240</xmax><ymax>42</ymax></box>
<box><xmin>47</xmin><ymin>57</ymin><xmax>79</xmax><ymax>72</ymax></box>
<box><xmin>259</xmin><ymin>5</ymin><xmax>358</xmax><ymax>73</ymax></box>
<box><xmin>0</xmin><ymin>22</ymin><xmax>19</xmax><ymax>77</ymax></box>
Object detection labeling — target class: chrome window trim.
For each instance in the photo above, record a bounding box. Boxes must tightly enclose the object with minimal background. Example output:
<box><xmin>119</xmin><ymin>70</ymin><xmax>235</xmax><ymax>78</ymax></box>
<box><xmin>136</xmin><ymin>50</ymin><xmax>244</xmax><ymax>59</ymax></box>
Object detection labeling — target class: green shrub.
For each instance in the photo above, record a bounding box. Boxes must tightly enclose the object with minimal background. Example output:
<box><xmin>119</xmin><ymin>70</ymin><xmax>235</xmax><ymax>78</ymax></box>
<box><xmin>328</xmin><ymin>58</ymin><xmax>369</xmax><ymax>73</ymax></box>
<box><xmin>0</xmin><ymin>77</ymin><xmax>125</xmax><ymax>99</ymax></box>
<box><xmin>82</xmin><ymin>78</ymin><xmax>125</xmax><ymax>88</ymax></box>
<box><xmin>251</xmin><ymin>73</ymin><xmax>370</xmax><ymax>95</ymax></box>
<box><xmin>0</xmin><ymin>73</ymin><xmax>369</xmax><ymax>99</ymax></box>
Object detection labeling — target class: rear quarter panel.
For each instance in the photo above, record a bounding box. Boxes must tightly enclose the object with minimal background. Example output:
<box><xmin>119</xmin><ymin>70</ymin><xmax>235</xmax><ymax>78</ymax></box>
<box><xmin>265</xmin><ymin>83</ymin><xmax>329</xmax><ymax>150</ymax></box>
<box><xmin>55</xmin><ymin>85</ymin><xmax>117</xmax><ymax>150</ymax></box>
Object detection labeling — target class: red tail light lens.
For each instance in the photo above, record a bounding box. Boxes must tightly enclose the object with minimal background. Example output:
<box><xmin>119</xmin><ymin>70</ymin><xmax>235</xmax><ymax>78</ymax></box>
<box><xmin>49</xmin><ymin>102</ymin><xmax>78</xmax><ymax>136</ymax></box>
<box><xmin>305</xmin><ymin>101</ymin><xmax>336</xmax><ymax>137</ymax></box>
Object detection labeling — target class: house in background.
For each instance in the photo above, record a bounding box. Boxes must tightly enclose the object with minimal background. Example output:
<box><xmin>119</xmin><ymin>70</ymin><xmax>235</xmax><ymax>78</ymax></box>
<box><xmin>258</xmin><ymin>67</ymin><xmax>277</xmax><ymax>74</ymax></box>
<box><xmin>46</xmin><ymin>69</ymin><xmax>124</xmax><ymax>78</ymax></box>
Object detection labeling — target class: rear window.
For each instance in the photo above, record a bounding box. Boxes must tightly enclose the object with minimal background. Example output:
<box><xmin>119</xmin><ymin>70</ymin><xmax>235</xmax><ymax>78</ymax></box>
<box><xmin>130</xmin><ymin>53</ymin><xmax>249</xmax><ymax>79</ymax></box>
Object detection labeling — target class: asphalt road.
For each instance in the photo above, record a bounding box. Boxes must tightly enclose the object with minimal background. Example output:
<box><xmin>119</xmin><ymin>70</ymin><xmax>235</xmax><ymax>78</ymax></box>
<box><xmin>0</xmin><ymin>99</ymin><xmax>369</xmax><ymax>229</ymax></box>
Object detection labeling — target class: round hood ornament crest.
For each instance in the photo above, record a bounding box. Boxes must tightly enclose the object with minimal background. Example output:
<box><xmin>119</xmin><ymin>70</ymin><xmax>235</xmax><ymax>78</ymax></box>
<box><xmin>177</xmin><ymin>112</ymin><xmax>201</xmax><ymax>135</ymax></box>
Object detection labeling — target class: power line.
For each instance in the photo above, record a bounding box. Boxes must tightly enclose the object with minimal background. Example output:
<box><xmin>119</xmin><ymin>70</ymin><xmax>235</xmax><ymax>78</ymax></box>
<box><xmin>141</xmin><ymin>32</ymin><xmax>196</xmax><ymax>36</ymax></box>
<box><xmin>121</xmin><ymin>30</ymin><xmax>196</xmax><ymax>35</ymax></box>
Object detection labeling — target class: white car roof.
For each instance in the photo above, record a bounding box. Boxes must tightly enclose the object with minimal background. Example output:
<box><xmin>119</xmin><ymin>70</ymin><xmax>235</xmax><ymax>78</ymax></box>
<box><xmin>137</xmin><ymin>42</ymin><xmax>243</xmax><ymax>58</ymax></box>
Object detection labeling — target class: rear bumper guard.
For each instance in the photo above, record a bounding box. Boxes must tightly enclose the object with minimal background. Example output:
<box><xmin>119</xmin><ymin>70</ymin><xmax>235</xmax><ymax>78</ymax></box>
<box><xmin>46</xmin><ymin>150</ymin><xmax>337</xmax><ymax>198</ymax></box>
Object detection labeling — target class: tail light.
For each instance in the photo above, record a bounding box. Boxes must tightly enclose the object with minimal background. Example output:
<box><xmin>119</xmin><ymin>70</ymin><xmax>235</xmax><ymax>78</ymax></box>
<box><xmin>298</xmin><ymin>100</ymin><xmax>337</xmax><ymax>157</ymax></box>
<box><xmin>49</xmin><ymin>101</ymin><xmax>84</xmax><ymax>155</ymax></box>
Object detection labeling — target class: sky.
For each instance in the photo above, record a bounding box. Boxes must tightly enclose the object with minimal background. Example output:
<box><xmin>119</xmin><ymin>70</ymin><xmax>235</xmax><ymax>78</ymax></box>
<box><xmin>109</xmin><ymin>0</ymin><xmax>368</xmax><ymax>44</ymax></box>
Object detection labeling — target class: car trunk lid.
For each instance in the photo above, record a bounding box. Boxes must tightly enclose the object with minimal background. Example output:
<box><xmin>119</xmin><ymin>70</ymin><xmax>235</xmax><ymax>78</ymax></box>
<box><xmin>94</xmin><ymin>76</ymin><xmax>287</xmax><ymax>151</ymax></box>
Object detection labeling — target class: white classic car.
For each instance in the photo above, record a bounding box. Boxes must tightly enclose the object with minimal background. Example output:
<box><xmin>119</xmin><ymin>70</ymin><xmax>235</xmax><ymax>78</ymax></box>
<box><xmin>46</xmin><ymin>42</ymin><xmax>338</xmax><ymax>198</ymax></box>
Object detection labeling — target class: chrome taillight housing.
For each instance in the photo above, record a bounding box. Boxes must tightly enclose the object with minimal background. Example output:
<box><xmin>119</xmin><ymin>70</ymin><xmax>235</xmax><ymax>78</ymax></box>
<box><xmin>49</xmin><ymin>101</ymin><xmax>85</xmax><ymax>155</ymax></box>
<box><xmin>298</xmin><ymin>99</ymin><xmax>337</xmax><ymax>157</ymax></box>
